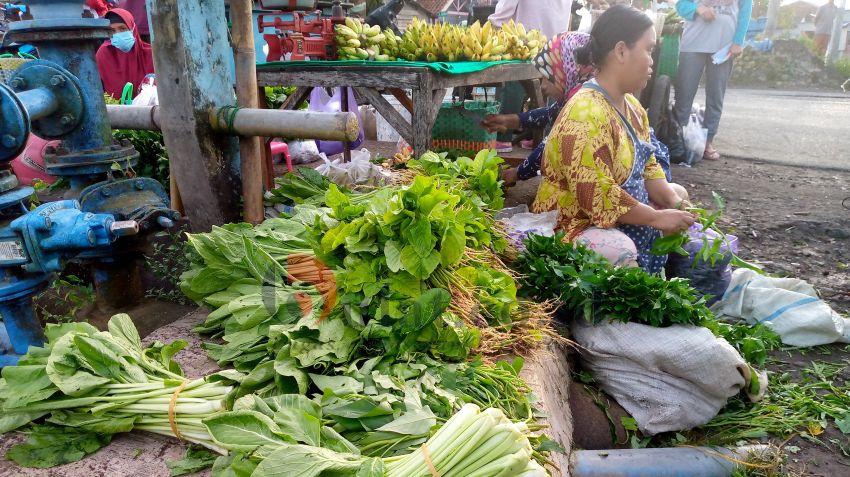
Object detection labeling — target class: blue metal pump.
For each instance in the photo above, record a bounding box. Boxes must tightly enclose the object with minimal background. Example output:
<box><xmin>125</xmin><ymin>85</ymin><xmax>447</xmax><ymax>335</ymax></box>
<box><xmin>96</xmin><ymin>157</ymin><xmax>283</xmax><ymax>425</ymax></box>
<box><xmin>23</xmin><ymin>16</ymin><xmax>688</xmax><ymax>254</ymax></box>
<box><xmin>0</xmin><ymin>0</ymin><xmax>178</xmax><ymax>366</ymax></box>
<box><xmin>0</xmin><ymin>200</ymin><xmax>138</xmax><ymax>367</ymax></box>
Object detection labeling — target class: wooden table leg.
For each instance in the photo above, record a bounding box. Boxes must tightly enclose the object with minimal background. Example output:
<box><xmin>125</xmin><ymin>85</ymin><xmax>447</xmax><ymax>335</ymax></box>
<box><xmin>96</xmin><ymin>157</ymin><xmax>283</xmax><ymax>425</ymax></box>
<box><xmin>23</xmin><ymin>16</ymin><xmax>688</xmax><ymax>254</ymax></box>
<box><xmin>412</xmin><ymin>74</ymin><xmax>446</xmax><ymax>158</ymax></box>
<box><xmin>341</xmin><ymin>86</ymin><xmax>352</xmax><ymax>163</ymax></box>
<box><xmin>281</xmin><ymin>86</ymin><xmax>312</xmax><ymax>110</ymax></box>
<box><xmin>355</xmin><ymin>87</ymin><xmax>414</xmax><ymax>148</ymax></box>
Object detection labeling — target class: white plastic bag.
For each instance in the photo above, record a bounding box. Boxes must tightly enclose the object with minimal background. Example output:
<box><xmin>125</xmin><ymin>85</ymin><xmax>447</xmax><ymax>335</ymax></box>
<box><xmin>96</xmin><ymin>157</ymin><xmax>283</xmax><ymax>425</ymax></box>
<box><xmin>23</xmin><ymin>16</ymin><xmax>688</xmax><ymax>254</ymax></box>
<box><xmin>288</xmin><ymin>140</ymin><xmax>322</xmax><ymax>164</ymax></box>
<box><xmin>577</xmin><ymin>7</ymin><xmax>592</xmax><ymax>33</ymax></box>
<box><xmin>497</xmin><ymin>206</ymin><xmax>559</xmax><ymax>250</ymax></box>
<box><xmin>714</xmin><ymin>268</ymin><xmax>850</xmax><ymax>347</ymax></box>
<box><xmin>315</xmin><ymin>149</ymin><xmax>389</xmax><ymax>187</ymax></box>
<box><xmin>683</xmin><ymin>108</ymin><xmax>708</xmax><ymax>165</ymax></box>
<box><xmin>572</xmin><ymin>320</ymin><xmax>766</xmax><ymax>435</ymax></box>
<box><xmin>132</xmin><ymin>75</ymin><xmax>158</xmax><ymax>106</ymax></box>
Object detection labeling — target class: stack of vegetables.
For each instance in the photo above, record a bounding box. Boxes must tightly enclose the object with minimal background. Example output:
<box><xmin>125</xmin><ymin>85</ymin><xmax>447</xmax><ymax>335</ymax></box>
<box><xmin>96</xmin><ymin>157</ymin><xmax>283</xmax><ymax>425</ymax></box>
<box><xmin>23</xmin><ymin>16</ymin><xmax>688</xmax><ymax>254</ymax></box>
<box><xmin>0</xmin><ymin>150</ymin><xmax>561</xmax><ymax>474</ymax></box>
<box><xmin>176</xmin><ymin>150</ymin><xmax>558</xmax><ymax>469</ymax></box>
<box><xmin>205</xmin><ymin>401</ymin><xmax>546</xmax><ymax>476</ymax></box>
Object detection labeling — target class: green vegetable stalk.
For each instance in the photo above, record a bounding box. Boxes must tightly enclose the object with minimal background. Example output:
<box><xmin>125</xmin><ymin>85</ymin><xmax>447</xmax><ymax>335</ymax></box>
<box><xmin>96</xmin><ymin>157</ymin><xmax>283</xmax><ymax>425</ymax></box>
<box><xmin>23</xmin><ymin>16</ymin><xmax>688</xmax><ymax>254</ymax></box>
<box><xmin>206</xmin><ymin>402</ymin><xmax>548</xmax><ymax>477</ymax></box>
<box><xmin>0</xmin><ymin>315</ymin><xmax>239</xmax><ymax>467</ymax></box>
<box><xmin>650</xmin><ymin>192</ymin><xmax>763</xmax><ymax>274</ymax></box>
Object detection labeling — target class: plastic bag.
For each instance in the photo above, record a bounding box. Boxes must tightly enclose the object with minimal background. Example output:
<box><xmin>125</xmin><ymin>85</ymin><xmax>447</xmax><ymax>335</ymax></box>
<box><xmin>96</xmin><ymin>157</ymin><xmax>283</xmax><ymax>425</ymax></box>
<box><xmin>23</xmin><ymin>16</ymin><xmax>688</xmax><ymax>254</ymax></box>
<box><xmin>577</xmin><ymin>7</ymin><xmax>592</xmax><ymax>33</ymax></box>
<box><xmin>308</xmin><ymin>87</ymin><xmax>364</xmax><ymax>156</ymax></box>
<box><xmin>666</xmin><ymin>224</ymin><xmax>737</xmax><ymax>305</ymax></box>
<box><xmin>714</xmin><ymin>269</ymin><xmax>850</xmax><ymax>347</ymax></box>
<box><xmin>315</xmin><ymin>149</ymin><xmax>389</xmax><ymax>187</ymax></box>
<box><xmin>683</xmin><ymin>107</ymin><xmax>708</xmax><ymax>165</ymax></box>
<box><xmin>132</xmin><ymin>75</ymin><xmax>158</xmax><ymax>106</ymax></box>
<box><xmin>497</xmin><ymin>206</ymin><xmax>559</xmax><ymax>250</ymax></box>
<box><xmin>288</xmin><ymin>140</ymin><xmax>322</xmax><ymax>164</ymax></box>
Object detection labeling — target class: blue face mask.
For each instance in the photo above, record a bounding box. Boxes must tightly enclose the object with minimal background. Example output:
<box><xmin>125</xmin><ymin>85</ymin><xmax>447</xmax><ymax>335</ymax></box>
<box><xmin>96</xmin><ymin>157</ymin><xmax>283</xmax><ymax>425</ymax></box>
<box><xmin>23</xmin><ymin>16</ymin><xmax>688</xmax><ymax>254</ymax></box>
<box><xmin>111</xmin><ymin>31</ymin><xmax>135</xmax><ymax>53</ymax></box>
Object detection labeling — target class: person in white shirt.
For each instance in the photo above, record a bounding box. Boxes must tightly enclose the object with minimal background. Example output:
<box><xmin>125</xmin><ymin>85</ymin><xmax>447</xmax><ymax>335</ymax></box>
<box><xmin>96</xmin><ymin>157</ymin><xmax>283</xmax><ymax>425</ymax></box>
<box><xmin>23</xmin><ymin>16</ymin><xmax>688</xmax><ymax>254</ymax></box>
<box><xmin>487</xmin><ymin>0</ymin><xmax>574</xmax><ymax>152</ymax></box>
<box><xmin>488</xmin><ymin>0</ymin><xmax>574</xmax><ymax>38</ymax></box>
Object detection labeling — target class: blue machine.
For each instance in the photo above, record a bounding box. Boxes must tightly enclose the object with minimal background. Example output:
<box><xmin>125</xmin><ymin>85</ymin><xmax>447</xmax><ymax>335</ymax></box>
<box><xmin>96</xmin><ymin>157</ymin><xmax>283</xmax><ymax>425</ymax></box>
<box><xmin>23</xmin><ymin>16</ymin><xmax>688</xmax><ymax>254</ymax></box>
<box><xmin>0</xmin><ymin>0</ymin><xmax>178</xmax><ymax>366</ymax></box>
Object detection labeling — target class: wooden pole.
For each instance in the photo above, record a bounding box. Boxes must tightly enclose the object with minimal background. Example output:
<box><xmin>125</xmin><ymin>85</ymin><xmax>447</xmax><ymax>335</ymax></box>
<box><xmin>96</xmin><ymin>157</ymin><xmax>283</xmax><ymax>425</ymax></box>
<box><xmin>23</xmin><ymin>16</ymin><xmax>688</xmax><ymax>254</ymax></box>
<box><xmin>149</xmin><ymin>0</ymin><xmax>242</xmax><ymax>231</ymax></box>
<box><xmin>230</xmin><ymin>0</ymin><xmax>264</xmax><ymax>224</ymax></box>
<box><xmin>169</xmin><ymin>173</ymin><xmax>184</xmax><ymax>216</ymax></box>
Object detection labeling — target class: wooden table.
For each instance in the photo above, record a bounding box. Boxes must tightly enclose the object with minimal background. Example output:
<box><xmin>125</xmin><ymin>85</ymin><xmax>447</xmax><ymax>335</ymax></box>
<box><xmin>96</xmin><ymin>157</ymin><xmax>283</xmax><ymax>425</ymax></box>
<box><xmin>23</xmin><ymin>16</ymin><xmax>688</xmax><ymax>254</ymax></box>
<box><xmin>256</xmin><ymin>62</ymin><xmax>544</xmax><ymax>157</ymax></box>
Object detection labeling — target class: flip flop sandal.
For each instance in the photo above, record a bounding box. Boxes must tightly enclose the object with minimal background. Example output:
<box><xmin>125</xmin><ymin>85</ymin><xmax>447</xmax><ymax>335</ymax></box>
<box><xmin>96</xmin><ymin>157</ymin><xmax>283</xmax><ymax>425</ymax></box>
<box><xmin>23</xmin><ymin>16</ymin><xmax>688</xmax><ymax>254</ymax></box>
<box><xmin>703</xmin><ymin>146</ymin><xmax>720</xmax><ymax>161</ymax></box>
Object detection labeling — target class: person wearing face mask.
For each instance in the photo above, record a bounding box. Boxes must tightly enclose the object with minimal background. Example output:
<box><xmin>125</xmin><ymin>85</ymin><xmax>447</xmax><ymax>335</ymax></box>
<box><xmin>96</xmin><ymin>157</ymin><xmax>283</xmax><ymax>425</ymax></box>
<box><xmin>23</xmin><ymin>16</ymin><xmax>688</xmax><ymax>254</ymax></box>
<box><xmin>96</xmin><ymin>8</ymin><xmax>155</xmax><ymax>99</ymax></box>
<box><xmin>533</xmin><ymin>5</ymin><xmax>694</xmax><ymax>274</ymax></box>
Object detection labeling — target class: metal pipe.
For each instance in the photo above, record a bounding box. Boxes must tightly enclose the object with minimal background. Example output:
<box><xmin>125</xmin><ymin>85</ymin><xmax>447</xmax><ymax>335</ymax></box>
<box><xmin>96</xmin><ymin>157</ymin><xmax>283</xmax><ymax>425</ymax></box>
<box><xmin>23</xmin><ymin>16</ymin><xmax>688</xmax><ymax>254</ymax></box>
<box><xmin>231</xmin><ymin>0</ymin><xmax>264</xmax><ymax>225</ymax></box>
<box><xmin>209</xmin><ymin>107</ymin><xmax>360</xmax><ymax>141</ymax></box>
<box><xmin>105</xmin><ymin>105</ymin><xmax>162</xmax><ymax>131</ymax></box>
<box><xmin>16</xmin><ymin>87</ymin><xmax>59</xmax><ymax>121</ymax></box>
<box><xmin>105</xmin><ymin>104</ymin><xmax>359</xmax><ymax>141</ymax></box>
<box><xmin>570</xmin><ymin>445</ymin><xmax>773</xmax><ymax>477</ymax></box>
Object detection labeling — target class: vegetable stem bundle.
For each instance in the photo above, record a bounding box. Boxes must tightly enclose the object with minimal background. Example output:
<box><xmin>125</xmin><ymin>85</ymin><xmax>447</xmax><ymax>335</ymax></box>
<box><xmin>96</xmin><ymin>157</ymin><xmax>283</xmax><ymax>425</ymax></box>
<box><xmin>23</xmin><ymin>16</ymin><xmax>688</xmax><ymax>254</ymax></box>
<box><xmin>0</xmin><ymin>315</ymin><xmax>237</xmax><ymax>466</ymax></box>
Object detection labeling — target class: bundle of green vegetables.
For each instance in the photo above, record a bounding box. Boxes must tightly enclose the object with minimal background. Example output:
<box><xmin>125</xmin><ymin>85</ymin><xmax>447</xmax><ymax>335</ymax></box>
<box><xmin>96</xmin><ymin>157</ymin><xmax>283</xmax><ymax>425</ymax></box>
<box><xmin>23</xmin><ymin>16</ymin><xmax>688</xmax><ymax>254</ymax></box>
<box><xmin>513</xmin><ymin>233</ymin><xmax>781</xmax><ymax>366</ymax></box>
<box><xmin>404</xmin><ymin>150</ymin><xmax>506</xmax><ymax>211</ymax></box>
<box><xmin>514</xmin><ymin>233</ymin><xmax>713</xmax><ymax>328</ymax></box>
<box><xmin>205</xmin><ymin>401</ymin><xmax>546</xmax><ymax>477</ymax></box>
<box><xmin>0</xmin><ymin>315</ymin><xmax>240</xmax><ymax>467</ymax></box>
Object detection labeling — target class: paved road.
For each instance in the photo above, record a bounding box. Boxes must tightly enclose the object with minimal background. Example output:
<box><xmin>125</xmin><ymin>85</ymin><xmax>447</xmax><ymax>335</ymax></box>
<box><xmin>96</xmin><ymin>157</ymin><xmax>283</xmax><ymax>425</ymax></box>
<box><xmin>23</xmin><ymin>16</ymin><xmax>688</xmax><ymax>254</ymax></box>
<box><xmin>702</xmin><ymin>88</ymin><xmax>850</xmax><ymax>170</ymax></box>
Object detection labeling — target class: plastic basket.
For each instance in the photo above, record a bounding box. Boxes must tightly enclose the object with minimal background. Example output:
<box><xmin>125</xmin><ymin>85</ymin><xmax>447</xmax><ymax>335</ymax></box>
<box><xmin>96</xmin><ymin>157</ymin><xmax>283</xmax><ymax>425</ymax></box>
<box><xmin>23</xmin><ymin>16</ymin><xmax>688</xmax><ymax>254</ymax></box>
<box><xmin>431</xmin><ymin>99</ymin><xmax>501</xmax><ymax>152</ymax></box>
<box><xmin>658</xmin><ymin>34</ymin><xmax>680</xmax><ymax>82</ymax></box>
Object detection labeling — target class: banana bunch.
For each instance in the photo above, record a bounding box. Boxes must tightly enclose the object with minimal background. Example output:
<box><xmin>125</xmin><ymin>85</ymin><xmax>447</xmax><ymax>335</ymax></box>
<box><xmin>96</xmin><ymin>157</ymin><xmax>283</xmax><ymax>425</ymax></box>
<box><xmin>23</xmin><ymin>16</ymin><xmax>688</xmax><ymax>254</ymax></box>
<box><xmin>499</xmin><ymin>19</ymin><xmax>546</xmax><ymax>60</ymax></box>
<box><xmin>459</xmin><ymin>20</ymin><xmax>507</xmax><ymax>61</ymax></box>
<box><xmin>334</xmin><ymin>18</ymin><xmax>545</xmax><ymax>62</ymax></box>
<box><xmin>335</xmin><ymin>17</ymin><xmax>391</xmax><ymax>61</ymax></box>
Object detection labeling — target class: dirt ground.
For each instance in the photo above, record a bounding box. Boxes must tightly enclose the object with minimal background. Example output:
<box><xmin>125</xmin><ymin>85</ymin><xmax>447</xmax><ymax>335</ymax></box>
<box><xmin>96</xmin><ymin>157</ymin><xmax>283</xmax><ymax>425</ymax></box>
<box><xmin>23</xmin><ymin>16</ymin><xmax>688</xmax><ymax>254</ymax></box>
<box><xmin>675</xmin><ymin>157</ymin><xmax>850</xmax><ymax>476</ymax></box>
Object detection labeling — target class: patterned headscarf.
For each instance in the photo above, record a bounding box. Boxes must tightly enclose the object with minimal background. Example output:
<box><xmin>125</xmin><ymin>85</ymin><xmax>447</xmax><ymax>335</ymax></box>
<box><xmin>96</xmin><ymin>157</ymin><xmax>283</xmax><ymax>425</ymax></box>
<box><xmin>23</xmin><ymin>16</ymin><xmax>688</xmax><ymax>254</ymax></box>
<box><xmin>533</xmin><ymin>32</ymin><xmax>594</xmax><ymax>97</ymax></box>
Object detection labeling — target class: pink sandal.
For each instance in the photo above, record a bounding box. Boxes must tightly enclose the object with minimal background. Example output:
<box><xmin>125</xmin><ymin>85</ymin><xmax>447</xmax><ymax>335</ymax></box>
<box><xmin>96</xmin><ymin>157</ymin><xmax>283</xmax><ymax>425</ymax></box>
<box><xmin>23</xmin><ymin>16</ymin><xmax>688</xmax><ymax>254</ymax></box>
<box><xmin>703</xmin><ymin>144</ymin><xmax>720</xmax><ymax>161</ymax></box>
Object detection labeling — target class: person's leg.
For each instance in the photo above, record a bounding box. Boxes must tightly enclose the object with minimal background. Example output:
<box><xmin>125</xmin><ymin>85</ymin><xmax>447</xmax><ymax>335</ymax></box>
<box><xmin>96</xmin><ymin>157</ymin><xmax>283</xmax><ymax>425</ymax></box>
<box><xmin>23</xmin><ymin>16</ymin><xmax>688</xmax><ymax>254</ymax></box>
<box><xmin>673</xmin><ymin>52</ymin><xmax>709</xmax><ymax>128</ymax></box>
<box><xmin>575</xmin><ymin>227</ymin><xmax>639</xmax><ymax>268</ymax></box>
<box><xmin>814</xmin><ymin>34</ymin><xmax>829</xmax><ymax>55</ymax></box>
<box><xmin>703</xmin><ymin>55</ymin><xmax>735</xmax><ymax>145</ymax></box>
<box><xmin>497</xmin><ymin>81</ymin><xmax>526</xmax><ymax>144</ymax></box>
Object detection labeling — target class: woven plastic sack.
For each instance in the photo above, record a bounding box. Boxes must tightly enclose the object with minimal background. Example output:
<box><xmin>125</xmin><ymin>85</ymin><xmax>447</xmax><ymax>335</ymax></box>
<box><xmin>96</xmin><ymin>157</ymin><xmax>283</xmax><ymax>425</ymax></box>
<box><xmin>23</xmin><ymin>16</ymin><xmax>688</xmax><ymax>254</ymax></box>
<box><xmin>714</xmin><ymin>269</ymin><xmax>850</xmax><ymax>347</ymax></box>
<box><xmin>572</xmin><ymin>319</ymin><xmax>765</xmax><ymax>435</ymax></box>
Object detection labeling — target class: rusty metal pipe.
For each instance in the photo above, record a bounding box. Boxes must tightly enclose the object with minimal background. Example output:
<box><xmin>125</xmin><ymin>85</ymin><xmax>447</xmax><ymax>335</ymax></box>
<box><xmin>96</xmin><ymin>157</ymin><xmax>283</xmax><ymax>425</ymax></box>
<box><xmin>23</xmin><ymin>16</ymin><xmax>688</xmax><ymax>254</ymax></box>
<box><xmin>105</xmin><ymin>104</ymin><xmax>359</xmax><ymax>142</ymax></box>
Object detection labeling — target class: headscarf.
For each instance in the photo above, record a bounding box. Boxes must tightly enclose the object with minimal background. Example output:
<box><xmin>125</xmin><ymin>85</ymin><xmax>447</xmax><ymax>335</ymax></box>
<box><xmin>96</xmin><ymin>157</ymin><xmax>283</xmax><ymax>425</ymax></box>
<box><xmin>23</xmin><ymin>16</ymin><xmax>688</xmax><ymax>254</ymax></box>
<box><xmin>533</xmin><ymin>32</ymin><xmax>595</xmax><ymax>98</ymax></box>
<box><xmin>96</xmin><ymin>8</ymin><xmax>155</xmax><ymax>99</ymax></box>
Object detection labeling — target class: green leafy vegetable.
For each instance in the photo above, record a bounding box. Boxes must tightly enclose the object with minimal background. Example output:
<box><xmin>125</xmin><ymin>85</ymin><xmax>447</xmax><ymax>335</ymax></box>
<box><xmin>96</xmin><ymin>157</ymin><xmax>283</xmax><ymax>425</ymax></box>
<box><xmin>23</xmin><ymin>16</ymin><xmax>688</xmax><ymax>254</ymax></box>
<box><xmin>5</xmin><ymin>424</ymin><xmax>112</xmax><ymax>468</ymax></box>
<box><xmin>167</xmin><ymin>446</ymin><xmax>219</xmax><ymax>476</ymax></box>
<box><xmin>515</xmin><ymin>234</ymin><xmax>713</xmax><ymax>328</ymax></box>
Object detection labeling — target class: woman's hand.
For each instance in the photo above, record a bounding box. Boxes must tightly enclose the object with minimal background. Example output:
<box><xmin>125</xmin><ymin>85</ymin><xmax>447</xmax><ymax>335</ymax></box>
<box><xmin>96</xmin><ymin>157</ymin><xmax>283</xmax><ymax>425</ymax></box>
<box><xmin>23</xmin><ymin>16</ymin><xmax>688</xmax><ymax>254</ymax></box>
<box><xmin>696</xmin><ymin>5</ymin><xmax>716</xmax><ymax>22</ymax></box>
<box><xmin>650</xmin><ymin>209</ymin><xmax>696</xmax><ymax>236</ymax></box>
<box><xmin>481</xmin><ymin>114</ymin><xmax>520</xmax><ymax>133</ymax></box>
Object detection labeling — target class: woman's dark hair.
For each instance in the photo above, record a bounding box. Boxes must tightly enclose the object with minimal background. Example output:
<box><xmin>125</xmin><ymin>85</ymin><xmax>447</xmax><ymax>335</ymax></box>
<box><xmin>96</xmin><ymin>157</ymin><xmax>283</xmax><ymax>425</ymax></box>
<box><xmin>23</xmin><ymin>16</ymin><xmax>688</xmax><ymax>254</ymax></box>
<box><xmin>577</xmin><ymin>5</ymin><xmax>654</xmax><ymax>67</ymax></box>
